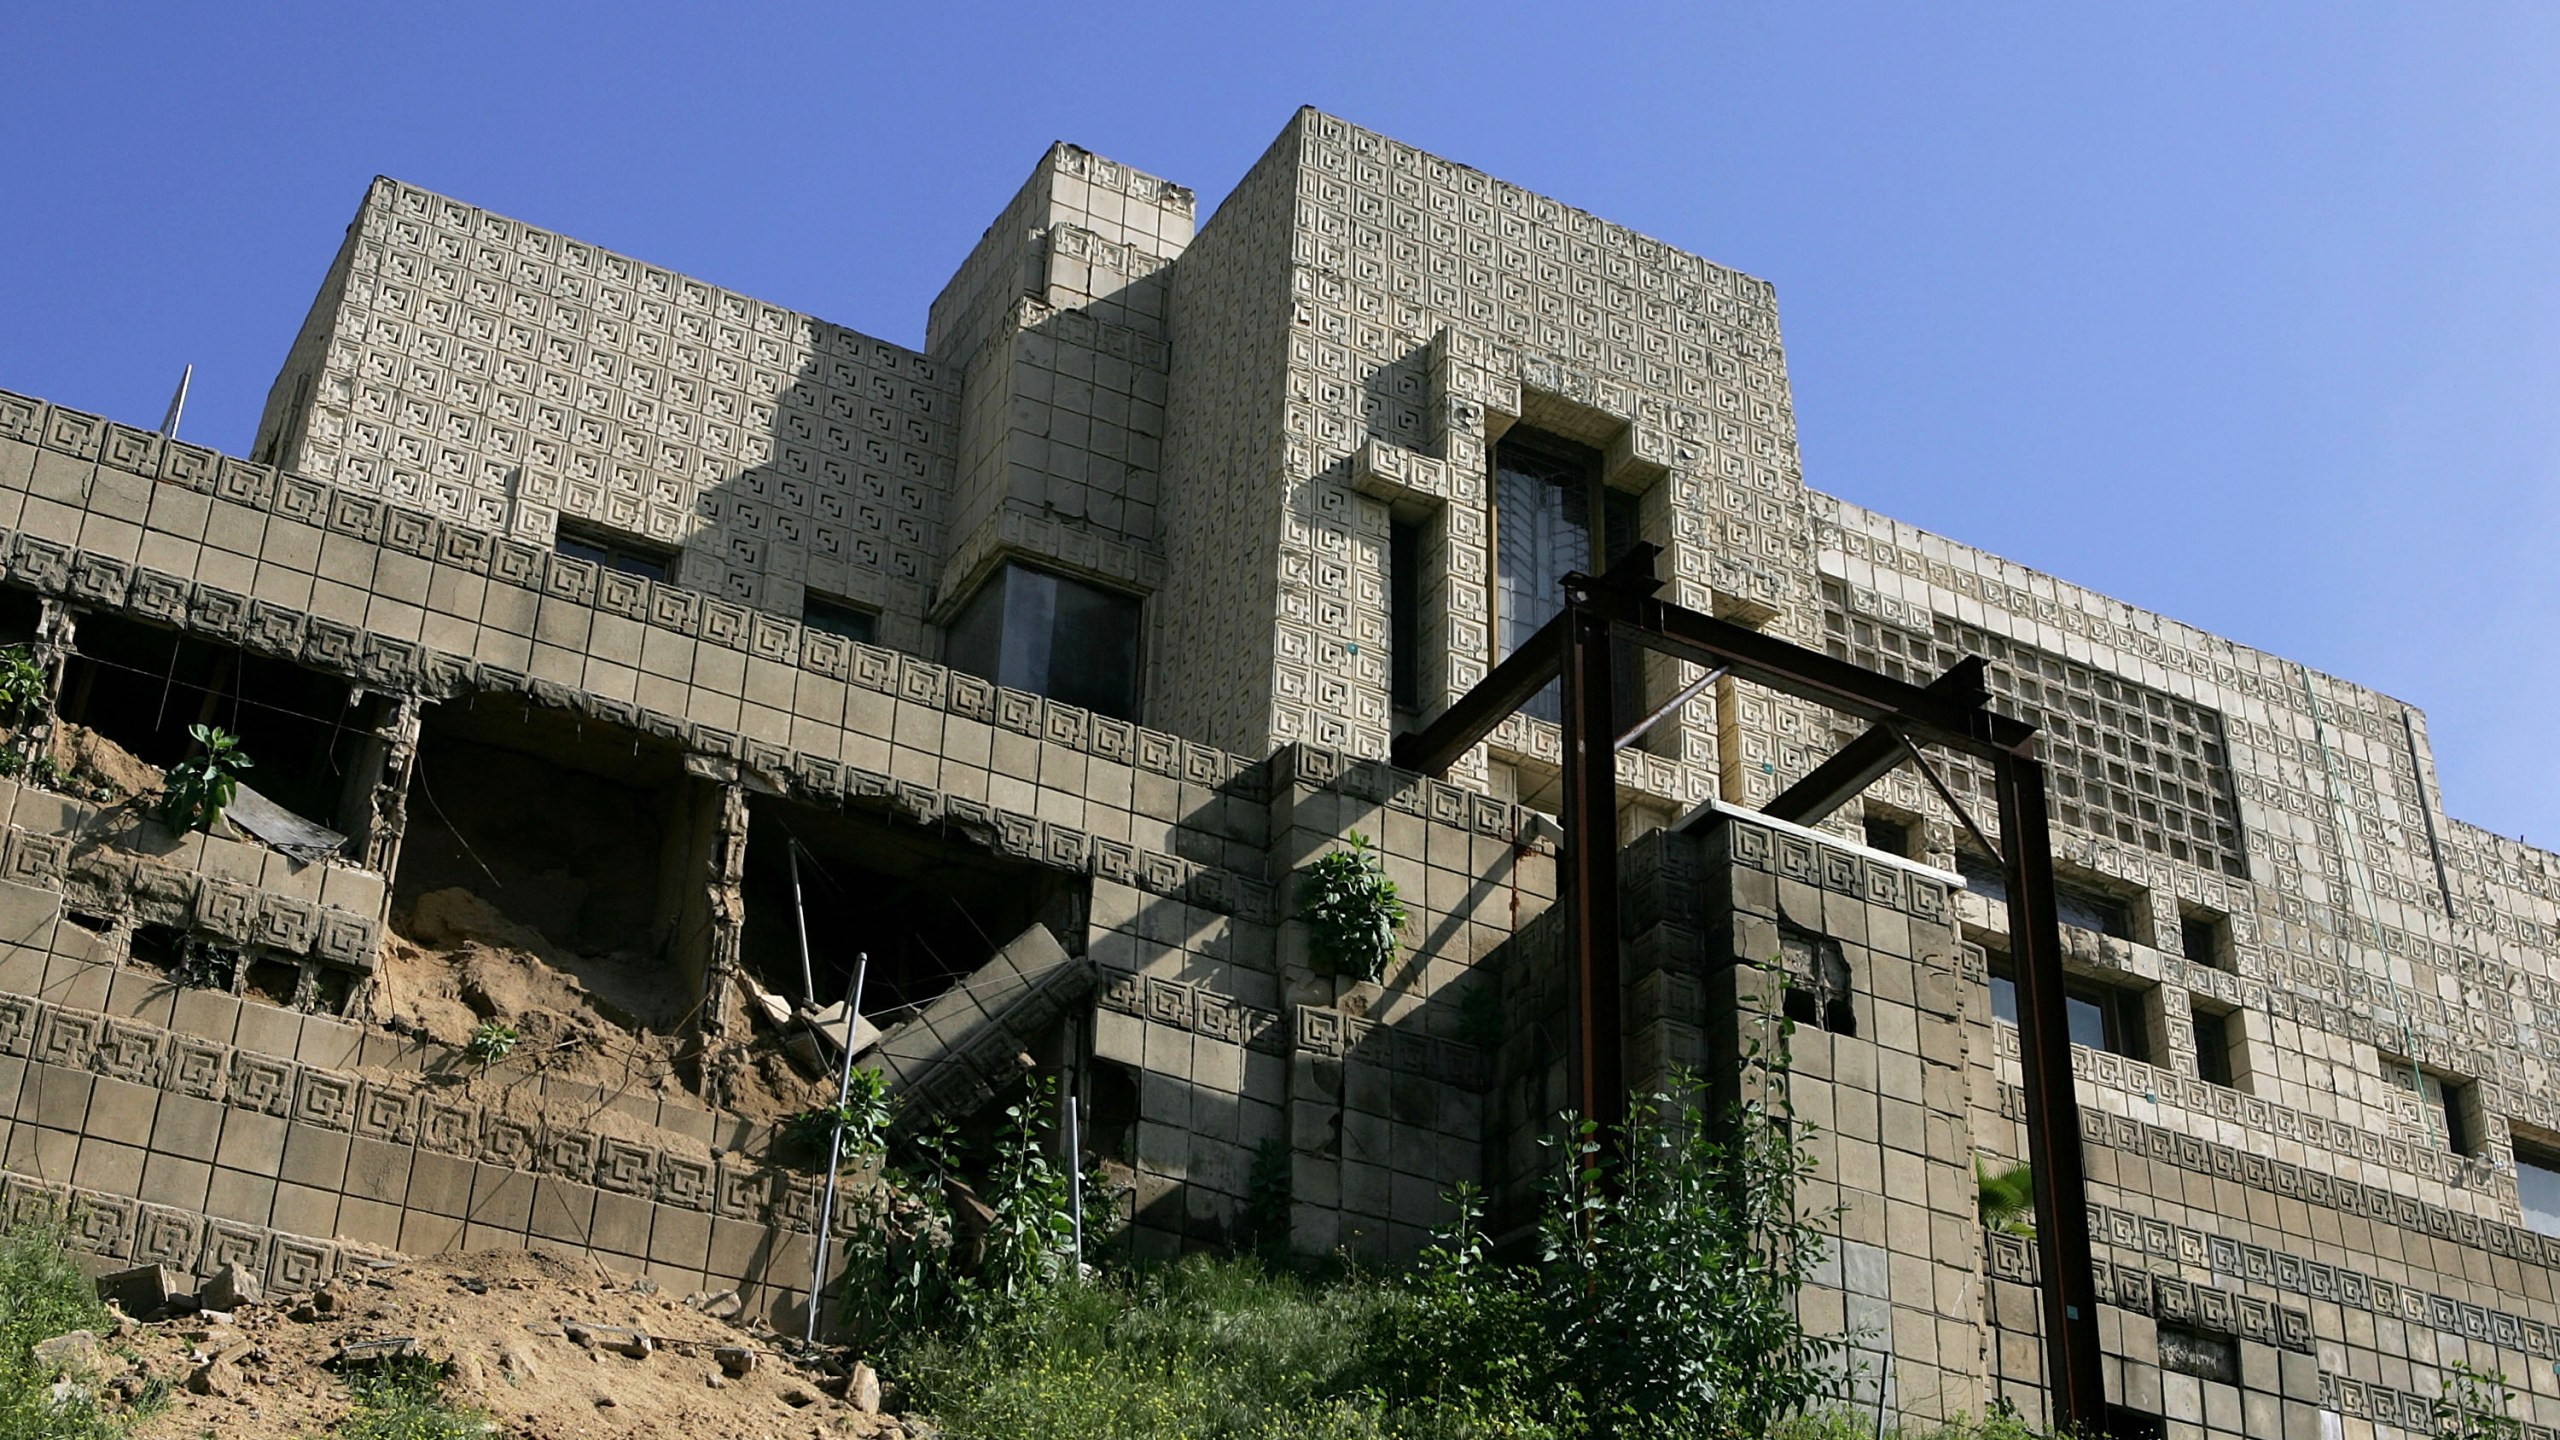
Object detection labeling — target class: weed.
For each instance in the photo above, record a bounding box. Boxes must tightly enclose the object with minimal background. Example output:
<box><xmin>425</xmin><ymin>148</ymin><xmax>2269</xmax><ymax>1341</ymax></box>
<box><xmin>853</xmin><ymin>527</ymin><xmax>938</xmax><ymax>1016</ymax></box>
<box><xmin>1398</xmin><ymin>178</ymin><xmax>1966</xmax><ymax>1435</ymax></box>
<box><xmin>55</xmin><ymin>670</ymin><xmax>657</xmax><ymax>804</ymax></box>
<box><xmin>465</xmin><ymin>1020</ymin><xmax>518</xmax><ymax>1068</ymax></box>
<box><xmin>158</xmin><ymin>724</ymin><xmax>251</xmax><ymax>833</ymax></box>
<box><xmin>332</xmin><ymin>1353</ymin><xmax>488</xmax><ymax>1440</ymax></box>
<box><xmin>0</xmin><ymin>644</ymin><xmax>48</xmax><ymax>726</ymax></box>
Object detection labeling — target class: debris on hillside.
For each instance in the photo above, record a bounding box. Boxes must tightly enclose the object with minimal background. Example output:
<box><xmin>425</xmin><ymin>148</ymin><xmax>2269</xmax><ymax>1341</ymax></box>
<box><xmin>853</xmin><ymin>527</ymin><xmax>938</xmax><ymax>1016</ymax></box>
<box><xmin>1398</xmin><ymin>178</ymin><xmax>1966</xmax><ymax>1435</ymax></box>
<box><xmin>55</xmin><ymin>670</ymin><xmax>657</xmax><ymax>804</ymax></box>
<box><xmin>37</xmin><ymin>1249</ymin><xmax>915</xmax><ymax>1440</ymax></box>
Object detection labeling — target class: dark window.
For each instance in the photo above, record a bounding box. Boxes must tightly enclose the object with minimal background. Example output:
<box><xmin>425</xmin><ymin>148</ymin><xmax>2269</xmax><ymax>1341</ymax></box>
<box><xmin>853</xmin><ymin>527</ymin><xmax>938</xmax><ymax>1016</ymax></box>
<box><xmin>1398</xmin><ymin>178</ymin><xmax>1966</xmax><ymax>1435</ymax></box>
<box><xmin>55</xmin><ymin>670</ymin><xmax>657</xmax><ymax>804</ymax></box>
<box><xmin>2181</xmin><ymin>910</ymin><xmax>2230</xmax><ymax>969</ymax></box>
<box><xmin>2192</xmin><ymin>1006</ymin><xmax>2235</xmax><ymax>1087</ymax></box>
<box><xmin>2066</xmin><ymin>979</ymin><xmax>2147</xmax><ymax>1061</ymax></box>
<box><xmin>556</xmin><ymin>522</ymin><xmax>674</xmax><ymax>583</ymax></box>
<box><xmin>1991</xmin><ymin>951</ymin><xmax>2147</xmax><ymax>1060</ymax></box>
<box><xmin>946</xmin><ymin>563</ymin><xmax>1142</xmax><ymax>722</ymax></box>
<box><xmin>801</xmin><ymin>594</ymin><xmax>877</xmax><ymax>645</ymax></box>
<box><xmin>1863</xmin><ymin>814</ymin><xmax>1916</xmax><ymax>859</ymax></box>
<box><xmin>2514</xmin><ymin>1137</ymin><xmax>2560</xmax><ymax>1235</ymax></box>
<box><xmin>1955</xmin><ymin>852</ymin><xmax>2131</xmax><ymax>939</ymax></box>
<box><xmin>1389</xmin><ymin>518</ymin><xmax>1422</xmax><ymax>712</ymax></box>
<box><xmin>1492</xmin><ymin>430</ymin><xmax>1641</xmax><ymax>726</ymax></box>
<box><xmin>2157</xmin><ymin>1324</ymin><xmax>2238</xmax><ymax>1384</ymax></box>
<box><xmin>2103</xmin><ymin>1408</ymin><xmax>2166</xmax><ymax>1440</ymax></box>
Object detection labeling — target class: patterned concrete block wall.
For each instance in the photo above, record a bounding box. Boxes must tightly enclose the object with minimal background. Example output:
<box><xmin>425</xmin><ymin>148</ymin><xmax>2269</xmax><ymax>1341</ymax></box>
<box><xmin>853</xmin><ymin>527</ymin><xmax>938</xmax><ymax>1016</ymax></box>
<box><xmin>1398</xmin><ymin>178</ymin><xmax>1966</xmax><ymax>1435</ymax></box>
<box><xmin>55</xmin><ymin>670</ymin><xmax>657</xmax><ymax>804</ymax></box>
<box><xmin>252</xmin><ymin>178</ymin><xmax>958</xmax><ymax>651</ymax></box>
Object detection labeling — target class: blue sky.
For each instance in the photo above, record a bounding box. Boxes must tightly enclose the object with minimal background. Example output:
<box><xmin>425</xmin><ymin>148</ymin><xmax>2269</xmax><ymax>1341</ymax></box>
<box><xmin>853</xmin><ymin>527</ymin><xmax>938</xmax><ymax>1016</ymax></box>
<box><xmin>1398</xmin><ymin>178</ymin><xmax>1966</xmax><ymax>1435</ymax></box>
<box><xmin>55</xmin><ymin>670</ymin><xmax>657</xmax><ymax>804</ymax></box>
<box><xmin>4</xmin><ymin>4</ymin><xmax>2557</xmax><ymax>844</ymax></box>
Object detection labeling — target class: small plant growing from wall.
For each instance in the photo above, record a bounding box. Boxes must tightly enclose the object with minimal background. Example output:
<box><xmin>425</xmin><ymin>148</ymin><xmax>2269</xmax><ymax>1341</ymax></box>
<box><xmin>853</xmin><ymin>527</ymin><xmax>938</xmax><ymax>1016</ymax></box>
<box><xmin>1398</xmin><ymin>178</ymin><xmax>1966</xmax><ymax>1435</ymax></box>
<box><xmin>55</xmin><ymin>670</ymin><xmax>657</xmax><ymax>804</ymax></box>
<box><xmin>2433</xmin><ymin>1361</ymin><xmax>2521</xmax><ymax>1440</ymax></box>
<box><xmin>466</xmin><ymin>1020</ymin><xmax>519</xmax><ymax>1069</ymax></box>
<box><xmin>0</xmin><ymin>644</ymin><xmax>48</xmax><ymax>727</ymax></box>
<box><xmin>788</xmin><ymin>1066</ymin><xmax>896</xmax><ymax>1167</ymax></box>
<box><xmin>158</xmin><ymin>724</ymin><xmax>251</xmax><ymax>833</ymax></box>
<box><xmin>171</xmin><ymin>937</ymin><xmax>240</xmax><ymax>993</ymax></box>
<box><xmin>1299</xmin><ymin>831</ymin><xmax>1406</xmax><ymax>982</ymax></box>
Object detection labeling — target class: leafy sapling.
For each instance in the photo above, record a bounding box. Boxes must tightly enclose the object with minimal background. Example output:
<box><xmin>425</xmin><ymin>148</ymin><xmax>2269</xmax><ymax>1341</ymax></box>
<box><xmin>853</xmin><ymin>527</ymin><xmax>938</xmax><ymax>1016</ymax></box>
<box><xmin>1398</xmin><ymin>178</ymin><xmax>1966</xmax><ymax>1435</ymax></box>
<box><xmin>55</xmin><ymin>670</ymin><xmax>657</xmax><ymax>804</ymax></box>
<box><xmin>159</xmin><ymin>724</ymin><xmax>252</xmax><ymax>833</ymax></box>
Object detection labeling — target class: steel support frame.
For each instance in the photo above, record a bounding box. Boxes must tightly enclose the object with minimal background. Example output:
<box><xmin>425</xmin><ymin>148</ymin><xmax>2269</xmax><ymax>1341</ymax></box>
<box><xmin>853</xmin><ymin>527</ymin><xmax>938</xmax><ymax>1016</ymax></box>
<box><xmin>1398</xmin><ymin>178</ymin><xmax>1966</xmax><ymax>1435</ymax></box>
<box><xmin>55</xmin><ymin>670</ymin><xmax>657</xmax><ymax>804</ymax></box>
<box><xmin>1391</xmin><ymin>545</ymin><xmax>2110</xmax><ymax>1437</ymax></box>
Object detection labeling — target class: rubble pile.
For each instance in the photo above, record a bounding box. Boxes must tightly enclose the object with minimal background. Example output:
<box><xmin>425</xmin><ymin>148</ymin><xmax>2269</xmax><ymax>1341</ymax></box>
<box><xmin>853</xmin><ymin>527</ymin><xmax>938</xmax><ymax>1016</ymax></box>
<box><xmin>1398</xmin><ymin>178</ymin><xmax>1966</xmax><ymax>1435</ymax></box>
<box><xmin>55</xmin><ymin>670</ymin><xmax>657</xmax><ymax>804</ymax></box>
<box><xmin>29</xmin><ymin>1249</ymin><xmax>914</xmax><ymax>1440</ymax></box>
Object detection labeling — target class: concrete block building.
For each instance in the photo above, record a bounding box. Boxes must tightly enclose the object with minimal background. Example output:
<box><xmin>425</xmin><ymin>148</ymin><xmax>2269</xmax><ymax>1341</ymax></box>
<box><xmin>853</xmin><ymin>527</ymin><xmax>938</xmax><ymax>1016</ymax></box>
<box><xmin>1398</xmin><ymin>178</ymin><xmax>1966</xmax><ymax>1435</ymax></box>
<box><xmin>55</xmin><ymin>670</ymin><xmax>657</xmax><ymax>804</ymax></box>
<box><xmin>4</xmin><ymin>107</ymin><xmax>2557</xmax><ymax>1440</ymax></box>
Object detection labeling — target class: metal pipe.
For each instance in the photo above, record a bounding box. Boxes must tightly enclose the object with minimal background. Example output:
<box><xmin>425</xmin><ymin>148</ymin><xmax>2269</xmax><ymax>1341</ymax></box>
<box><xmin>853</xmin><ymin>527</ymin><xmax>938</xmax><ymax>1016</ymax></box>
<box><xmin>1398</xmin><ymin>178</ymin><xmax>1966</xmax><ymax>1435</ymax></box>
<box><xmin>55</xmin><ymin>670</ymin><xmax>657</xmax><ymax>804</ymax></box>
<box><xmin>1064</xmin><ymin>1017</ymin><xmax>1085</xmax><ymax>1267</ymax></box>
<box><xmin>803</xmin><ymin>951</ymin><xmax>868</xmax><ymax>1347</ymax></box>
<box><xmin>1613</xmin><ymin>664</ymin><xmax>1725</xmax><ymax>752</ymax></box>
<box><xmin>787</xmin><ymin>841</ymin><xmax>816</xmax><ymax>1004</ymax></box>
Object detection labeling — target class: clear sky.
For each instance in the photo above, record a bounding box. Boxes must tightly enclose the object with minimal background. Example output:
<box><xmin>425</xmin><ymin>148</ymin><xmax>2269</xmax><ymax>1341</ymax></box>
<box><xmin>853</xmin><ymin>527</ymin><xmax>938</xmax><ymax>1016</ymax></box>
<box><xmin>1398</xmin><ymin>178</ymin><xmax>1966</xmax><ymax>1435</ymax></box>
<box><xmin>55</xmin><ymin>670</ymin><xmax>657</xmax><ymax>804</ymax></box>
<box><xmin>4</xmin><ymin>4</ymin><xmax>2556</xmax><ymax>845</ymax></box>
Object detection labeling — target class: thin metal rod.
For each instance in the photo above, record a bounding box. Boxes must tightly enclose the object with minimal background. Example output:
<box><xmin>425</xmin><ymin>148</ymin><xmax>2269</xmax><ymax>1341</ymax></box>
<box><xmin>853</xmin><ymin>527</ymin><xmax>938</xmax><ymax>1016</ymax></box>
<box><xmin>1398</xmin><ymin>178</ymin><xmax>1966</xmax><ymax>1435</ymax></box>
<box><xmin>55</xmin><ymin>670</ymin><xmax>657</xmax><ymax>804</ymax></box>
<box><xmin>803</xmin><ymin>951</ymin><xmax>868</xmax><ymax>1347</ymax></box>
<box><xmin>160</xmin><ymin>364</ymin><xmax>192</xmax><ymax>438</ymax></box>
<box><xmin>1613</xmin><ymin>665</ymin><xmax>1724</xmax><ymax>752</ymax></box>
<box><xmin>1064</xmin><ymin>1018</ymin><xmax>1085</xmax><ymax>1266</ymax></box>
<box><xmin>1892</xmin><ymin>725</ymin><xmax>2002</xmax><ymax>866</ymax></box>
<box><xmin>787</xmin><ymin>840</ymin><xmax>816</xmax><ymax>1004</ymax></box>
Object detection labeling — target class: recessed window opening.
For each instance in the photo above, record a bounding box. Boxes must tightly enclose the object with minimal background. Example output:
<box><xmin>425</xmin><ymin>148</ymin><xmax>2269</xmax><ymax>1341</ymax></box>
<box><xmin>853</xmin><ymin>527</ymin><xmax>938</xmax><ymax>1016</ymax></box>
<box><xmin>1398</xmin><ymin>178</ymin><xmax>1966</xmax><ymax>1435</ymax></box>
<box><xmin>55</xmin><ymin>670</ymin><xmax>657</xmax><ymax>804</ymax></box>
<box><xmin>1986</xmin><ymin>949</ymin><xmax>2149</xmax><ymax>1061</ymax></box>
<box><xmin>740</xmin><ymin>794</ymin><xmax>1069</xmax><ymax>1020</ymax></box>
<box><xmin>2512</xmin><ymin>1130</ymin><xmax>2560</xmax><ymax>1236</ymax></box>
<box><xmin>556</xmin><ymin>520</ymin><xmax>675</xmax><ymax>583</ymax></box>
<box><xmin>2191</xmin><ymin>1004</ymin><xmax>2238</xmax><ymax>1087</ymax></box>
<box><xmin>1862</xmin><ymin>813</ymin><xmax>1917</xmax><ymax>860</ymax></box>
<box><xmin>947</xmin><ymin>562</ymin><xmax>1142</xmax><ymax>722</ymax></box>
<box><xmin>1389</xmin><ymin>516</ymin><xmax>1423</xmax><ymax>714</ymax></box>
<box><xmin>2385</xmin><ymin>1058</ymin><xmax>2477</xmax><ymax>1155</ymax></box>
<box><xmin>57</xmin><ymin>610</ymin><xmax>379</xmax><ymax>831</ymax></box>
<box><xmin>2157</xmin><ymin>1324</ymin><xmax>2238</xmax><ymax>1384</ymax></box>
<box><xmin>801</xmin><ymin>593</ymin><xmax>878</xmax><ymax>645</ymax></box>
<box><xmin>1491</xmin><ymin>429</ymin><xmax>1642</xmax><ymax>727</ymax></box>
<box><xmin>243</xmin><ymin>955</ymin><xmax>302</xmax><ymax>1009</ymax></box>
<box><xmin>0</xmin><ymin>585</ymin><xmax>42</xmax><ymax>648</ymax></box>
<box><xmin>2180</xmin><ymin>907</ymin><xmax>2232</xmax><ymax>970</ymax></box>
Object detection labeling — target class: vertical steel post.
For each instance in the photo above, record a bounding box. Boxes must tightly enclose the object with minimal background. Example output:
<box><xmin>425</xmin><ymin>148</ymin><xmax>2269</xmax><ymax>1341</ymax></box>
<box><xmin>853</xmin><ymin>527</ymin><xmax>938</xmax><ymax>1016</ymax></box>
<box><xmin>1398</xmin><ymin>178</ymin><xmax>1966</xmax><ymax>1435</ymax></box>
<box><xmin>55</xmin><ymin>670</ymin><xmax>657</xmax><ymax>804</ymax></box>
<box><xmin>1558</xmin><ymin>587</ymin><xmax>1626</xmax><ymax>1141</ymax></box>
<box><xmin>1995</xmin><ymin>753</ymin><xmax>2107</xmax><ymax>1435</ymax></box>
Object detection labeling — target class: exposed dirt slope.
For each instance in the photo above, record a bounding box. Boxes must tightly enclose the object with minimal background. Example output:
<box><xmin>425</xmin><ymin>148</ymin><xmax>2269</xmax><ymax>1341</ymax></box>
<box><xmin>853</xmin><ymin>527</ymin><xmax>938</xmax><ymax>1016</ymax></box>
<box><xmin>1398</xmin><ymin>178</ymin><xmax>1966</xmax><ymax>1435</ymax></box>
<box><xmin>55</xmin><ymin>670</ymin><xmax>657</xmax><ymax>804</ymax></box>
<box><xmin>93</xmin><ymin>1249</ymin><xmax>911</xmax><ymax>1440</ymax></box>
<box><xmin>371</xmin><ymin>887</ymin><xmax>826</xmax><ymax>1121</ymax></box>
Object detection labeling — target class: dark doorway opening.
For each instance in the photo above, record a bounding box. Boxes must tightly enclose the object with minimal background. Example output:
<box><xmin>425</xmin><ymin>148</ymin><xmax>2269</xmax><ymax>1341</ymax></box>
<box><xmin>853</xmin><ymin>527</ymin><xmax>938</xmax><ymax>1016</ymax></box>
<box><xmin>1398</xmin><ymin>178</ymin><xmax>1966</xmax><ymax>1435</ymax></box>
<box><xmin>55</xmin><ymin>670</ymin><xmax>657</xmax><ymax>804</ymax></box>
<box><xmin>57</xmin><ymin>609</ymin><xmax>378</xmax><ymax>830</ymax></box>
<box><xmin>740</xmin><ymin>795</ymin><xmax>1072</xmax><ymax>1024</ymax></box>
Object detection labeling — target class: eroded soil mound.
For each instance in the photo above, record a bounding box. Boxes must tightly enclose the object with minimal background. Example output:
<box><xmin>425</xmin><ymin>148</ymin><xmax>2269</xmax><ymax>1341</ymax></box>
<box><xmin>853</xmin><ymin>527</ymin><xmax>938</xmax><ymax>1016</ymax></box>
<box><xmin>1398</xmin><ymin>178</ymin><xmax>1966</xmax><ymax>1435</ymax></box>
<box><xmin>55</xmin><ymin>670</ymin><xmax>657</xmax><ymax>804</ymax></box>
<box><xmin>94</xmin><ymin>1249</ymin><xmax>910</xmax><ymax>1440</ymax></box>
<box><xmin>371</xmin><ymin>887</ymin><xmax>825</xmax><ymax>1121</ymax></box>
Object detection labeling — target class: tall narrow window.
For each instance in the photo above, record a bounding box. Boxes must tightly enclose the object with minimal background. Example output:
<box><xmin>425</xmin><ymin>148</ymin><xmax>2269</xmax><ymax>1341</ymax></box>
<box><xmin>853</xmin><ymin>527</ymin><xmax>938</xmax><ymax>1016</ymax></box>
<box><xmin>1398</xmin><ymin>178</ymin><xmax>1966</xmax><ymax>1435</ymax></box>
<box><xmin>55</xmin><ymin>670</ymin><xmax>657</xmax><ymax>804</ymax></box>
<box><xmin>2191</xmin><ymin>1005</ymin><xmax>2236</xmax><ymax>1087</ymax></box>
<box><xmin>2514</xmin><ymin>1135</ymin><xmax>2560</xmax><ymax>1235</ymax></box>
<box><xmin>1389</xmin><ymin>517</ymin><xmax>1422</xmax><ymax>713</ymax></box>
<box><xmin>1492</xmin><ymin>430</ymin><xmax>1642</xmax><ymax>725</ymax></box>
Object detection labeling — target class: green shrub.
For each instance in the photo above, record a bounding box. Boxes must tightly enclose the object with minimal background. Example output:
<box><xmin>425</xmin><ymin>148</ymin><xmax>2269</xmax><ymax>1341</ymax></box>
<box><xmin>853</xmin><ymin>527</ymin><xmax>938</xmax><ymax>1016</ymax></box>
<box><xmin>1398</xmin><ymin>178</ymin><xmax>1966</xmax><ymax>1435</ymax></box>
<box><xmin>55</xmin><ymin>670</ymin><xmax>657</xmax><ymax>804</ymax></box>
<box><xmin>0</xmin><ymin>1211</ymin><xmax>119</xmax><ymax>1440</ymax></box>
<box><xmin>1300</xmin><ymin>832</ymin><xmax>1406</xmax><ymax>981</ymax></box>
